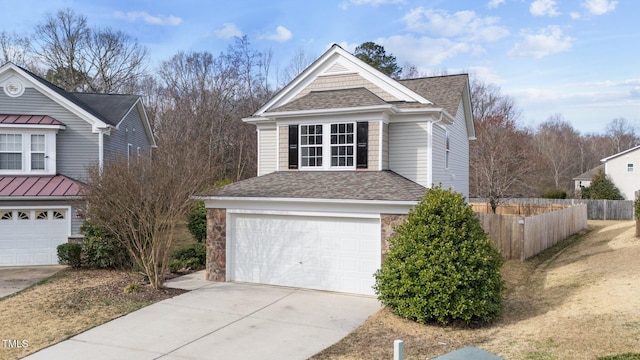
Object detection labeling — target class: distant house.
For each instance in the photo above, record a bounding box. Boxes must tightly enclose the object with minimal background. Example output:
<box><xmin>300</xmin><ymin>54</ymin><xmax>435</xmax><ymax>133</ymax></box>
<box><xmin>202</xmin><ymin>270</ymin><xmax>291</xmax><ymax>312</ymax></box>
<box><xmin>0</xmin><ymin>62</ymin><xmax>156</xmax><ymax>266</ymax></box>
<box><xmin>600</xmin><ymin>145</ymin><xmax>640</xmax><ymax>200</ymax></box>
<box><xmin>198</xmin><ymin>44</ymin><xmax>475</xmax><ymax>295</ymax></box>
<box><xmin>573</xmin><ymin>164</ymin><xmax>604</xmax><ymax>196</ymax></box>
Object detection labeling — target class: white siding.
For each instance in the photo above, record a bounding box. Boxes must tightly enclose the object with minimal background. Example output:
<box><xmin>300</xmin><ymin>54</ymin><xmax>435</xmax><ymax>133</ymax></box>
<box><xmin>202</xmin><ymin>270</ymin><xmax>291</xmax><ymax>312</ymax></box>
<box><xmin>258</xmin><ymin>128</ymin><xmax>277</xmax><ymax>176</ymax></box>
<box><xmin>450</xmin><ymin>101</ymin><xmax>471</xmax><ymax>199</ymax></box>
<box><xmin>605</xmin><ymin>149</ymin><xmax>640</xmax><ymax>200</ymax></box>
<box><xmin>389</xmin><ymin>121</ymin><xmax>429</xmax><ymax>186</ymax></box>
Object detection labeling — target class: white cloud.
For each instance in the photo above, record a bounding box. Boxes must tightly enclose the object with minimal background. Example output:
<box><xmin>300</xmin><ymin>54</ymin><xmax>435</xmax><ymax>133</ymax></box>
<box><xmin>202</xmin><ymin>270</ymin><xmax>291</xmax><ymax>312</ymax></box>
<box><xmin>488</xmin><ymin>0</ymin><xmax>506</xmax><ymax>8</ymax></box>
<box><xmin>530</xmin><ymin>0</ymin><xmax>560</xmax><ymax>16</ymax></box>
<box><xmin>378</xmin><ymin>35</ymin><xmax>474</xmax><ymax>67</ymax></box>
<box><xmin>402</xmin><ymin>8</ymin><xmax>509</xmax><ymax>42</ymax></box>
<box><xmin>214</xmin><ymin>23</ymin><xmax>243</xmax><ymax>39</ymax></box>
<box><xmin>582</xmin><ymin>0</ymin><xmax>618</xmax><ymax>15</ymax></box>
<box><xmin>113</xmin><ymin>11</ymin><xmax>182</xmax><ymax>26</ymax></box>
<box><xmin>265</xmin><ymin>26</ymin><xmax>292</xmax><ymax>42</ymax></box>
<box><xmin>509</xmin><ymin>26</ymin><xmax>573</xmax><ymax>58</ymax></box>
<box><xmin>570</xmin><ymin>12</ymin><xmax>582</xmax><ymax>19</ymax></box>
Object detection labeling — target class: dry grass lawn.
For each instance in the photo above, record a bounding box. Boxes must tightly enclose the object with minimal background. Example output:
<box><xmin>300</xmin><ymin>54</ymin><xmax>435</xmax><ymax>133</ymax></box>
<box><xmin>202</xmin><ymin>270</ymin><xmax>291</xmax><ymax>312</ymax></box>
<box><xmin>311</xmin><ymin>220</ymin><xmax>640</xmax><ymax>360</ymax></box>
<box><xmin>0</xmin><ymin>269</ymin><xmax>185</xmax><ymax>360</ymax></box>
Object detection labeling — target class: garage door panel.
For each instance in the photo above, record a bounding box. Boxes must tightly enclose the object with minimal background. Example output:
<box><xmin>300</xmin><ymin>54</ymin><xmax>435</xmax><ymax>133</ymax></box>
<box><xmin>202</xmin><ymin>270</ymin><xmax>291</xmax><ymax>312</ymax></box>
<box><xmin>230</xmin><ymin>214</ymin><xmax>380</xmax><ymax>295</ymax></box>
<box><xmin>0</xmin><ymin>209</ymin><xmax>69</xmax><ymax>266</ymax></box>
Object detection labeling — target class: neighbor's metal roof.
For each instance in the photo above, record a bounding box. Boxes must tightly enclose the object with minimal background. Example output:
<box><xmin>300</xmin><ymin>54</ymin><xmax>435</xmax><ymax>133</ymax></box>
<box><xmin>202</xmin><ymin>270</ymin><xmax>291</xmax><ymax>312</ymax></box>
<box><xmin>0</xmin><ymin>175</ymin><xmax>83</xmax><ymax>197</ymax></box>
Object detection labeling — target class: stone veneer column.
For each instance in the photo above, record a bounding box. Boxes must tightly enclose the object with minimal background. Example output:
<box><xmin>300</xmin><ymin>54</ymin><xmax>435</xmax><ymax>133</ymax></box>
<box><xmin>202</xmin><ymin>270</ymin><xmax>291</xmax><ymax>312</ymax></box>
<box><xmin>380</xmin><ymin>214</ymin><xmax>407</xmax><ymax>262</ymax></box>
<box><xmin>206</xmin><ymin>208</ymin><xmax>226</xmax><ymax>281</ymax></box>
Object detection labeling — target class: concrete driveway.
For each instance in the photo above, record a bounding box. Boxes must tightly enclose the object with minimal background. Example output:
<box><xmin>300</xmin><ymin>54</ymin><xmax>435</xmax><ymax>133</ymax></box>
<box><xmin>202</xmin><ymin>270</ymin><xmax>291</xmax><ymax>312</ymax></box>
<box><xmin>24</xmin><ymin>272</ymin><xmax>381</xmax><ymax>360</ymax></box>
<box><xmin>0</xmin><ymin>265</ymin><xmax>66</xmax><ymax>298</ymax></box>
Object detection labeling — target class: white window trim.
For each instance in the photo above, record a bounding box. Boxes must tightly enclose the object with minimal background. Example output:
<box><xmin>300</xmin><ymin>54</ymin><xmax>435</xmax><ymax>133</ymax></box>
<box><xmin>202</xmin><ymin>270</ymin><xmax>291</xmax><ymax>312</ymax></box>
<box><xmin>299</xmin><ymin>122</ymin><xmax>356</xmax><ymax>171</ymax></box>
<box><xmin>627</xmin><ymin>163</ymin><xmax>634</xmax><ymax>173</ymax></box>
<box><xmin>0</xmin><ymin>130</ymin><xmax>56</xmax><ymax>175</ymax></box>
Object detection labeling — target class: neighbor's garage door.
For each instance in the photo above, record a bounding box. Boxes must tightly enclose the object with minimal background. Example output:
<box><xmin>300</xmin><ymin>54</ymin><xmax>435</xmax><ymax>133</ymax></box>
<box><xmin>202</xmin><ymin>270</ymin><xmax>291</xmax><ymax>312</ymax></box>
<box><xmin>229</xmin><ymin>213</ymin><xmax>380</xmax><ymax>295</ymax></box>
<box><xmin>0</xmin><ymin>209</ymin><xmax>69</xmax><ymax>266</ymax></box>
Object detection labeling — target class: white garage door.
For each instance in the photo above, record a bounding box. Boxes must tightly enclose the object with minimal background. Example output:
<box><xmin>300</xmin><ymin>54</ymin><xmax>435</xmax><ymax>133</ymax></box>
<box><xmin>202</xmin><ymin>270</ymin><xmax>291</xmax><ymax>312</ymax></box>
<box><xmin>0</xmin><ymin>209</ymin><xmax>70</xmax><ymax>266</ymax></box>
<box><xmin>230</xmin><ymin>213</ymin><xmax>381</xmax><ymax>295</ymax></box>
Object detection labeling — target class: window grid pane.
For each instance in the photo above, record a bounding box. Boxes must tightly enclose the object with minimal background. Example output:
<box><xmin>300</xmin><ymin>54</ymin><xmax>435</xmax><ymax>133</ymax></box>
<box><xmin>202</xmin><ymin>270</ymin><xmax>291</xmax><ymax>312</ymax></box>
<box><xmin>0</xmin><ymin>134</ymin><xmax>22</xmax><ymax>170</ymax></box>
<box><xmin>330</xmin><ymin>122</ymin><xmax>355</xmax><ymax>168</ymax></box>
<box><xmin>300</xmin><ymin>125</ymin><xmax>323</xmax><ymax>167</ymax></box>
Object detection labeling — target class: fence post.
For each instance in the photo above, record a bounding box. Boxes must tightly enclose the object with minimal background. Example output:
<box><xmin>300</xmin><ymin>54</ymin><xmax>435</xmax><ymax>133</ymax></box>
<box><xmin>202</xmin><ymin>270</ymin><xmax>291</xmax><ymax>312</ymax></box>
<box><xmin>394</xmin><ymin>339</ymin><xmax>405</xmax><ymax>360</ymax></box>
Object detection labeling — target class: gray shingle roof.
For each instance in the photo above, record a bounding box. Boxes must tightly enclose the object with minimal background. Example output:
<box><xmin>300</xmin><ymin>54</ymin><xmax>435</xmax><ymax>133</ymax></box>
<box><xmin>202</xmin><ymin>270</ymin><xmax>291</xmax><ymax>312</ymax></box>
<box><xmin>15</xmin><ymin>64</ymin><xmax>138</xmax><ymax>127</ymax></box>
<box><xmin>573</xmin><ymin>164</ymin><xmax>604</xmax><ymax>181</ymax></box>
<box><xmin>270</xmin><ymin>88</ymin><xmax>388</xmax><ymax>112</ymax></box>
<box><xmin>399</xmin><ymin>74</ymin><xmax>468</xmax><ymax>116</ymax></box>
<box><xmin>266</xmin><ymin>75</ymin><xmax>468</xmax><ymax>117</ymax></box>
<box><xmin>201</xmin><ymin>171</ymin><xmax>426</xmax><ymax>201</ymax></box>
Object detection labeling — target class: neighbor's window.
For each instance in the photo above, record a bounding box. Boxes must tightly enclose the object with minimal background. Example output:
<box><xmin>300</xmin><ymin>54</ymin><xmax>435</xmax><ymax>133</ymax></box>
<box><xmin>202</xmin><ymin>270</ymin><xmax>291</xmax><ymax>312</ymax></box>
<box><xmin>0</xmin><ymin>134</ymin><xmax>22</xmax><ymax>170</ymax></box>
<box><xmin>330</xmin><ymin>123</ymin><xmax>354</xmax><ymax>167</ymax></box>
<box><xmin>30</xmin><ymin>134</ymin><xmax>45</xmax><ymax>170</ymax></box>
<box><xmin>300</xmin><ymin>124</ymin><xmax>323</xmax><ymax>167</ymax></box>
<box><xmin>627</xmin><ymin>163</ymin><xmax>634</xmax><ymax>173</ymax></box>
<box><xmin>445</xmin><ymin>130</ymin><xmax>450</xmax><ymax>169</ymax></box>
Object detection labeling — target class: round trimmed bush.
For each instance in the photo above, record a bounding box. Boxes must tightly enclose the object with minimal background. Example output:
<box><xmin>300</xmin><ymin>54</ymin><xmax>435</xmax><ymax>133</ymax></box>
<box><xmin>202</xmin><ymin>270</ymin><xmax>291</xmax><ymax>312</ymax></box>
<box><xmin>374</xmin><ymin>185</ymin><xmax>504</xmax><ymax>325</ymax></box>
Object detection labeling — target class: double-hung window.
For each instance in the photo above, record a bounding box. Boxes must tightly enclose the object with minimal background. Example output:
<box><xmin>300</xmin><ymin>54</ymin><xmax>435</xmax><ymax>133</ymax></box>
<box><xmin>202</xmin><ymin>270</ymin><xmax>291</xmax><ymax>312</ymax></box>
<box><xmin>0</xmin><ymin>134</ymin><xmax>22</xmax><ymax>170</ymax></box>
<box><xmin>330</xmin><ymin>123</ymin><xmax>354</xmax><ymax>167</ymax></box>
<box><xmin>0</xmin><ymin>132</ymin><xmax>54</xmax><ymax>174</ymax></box>
<box><xmin>300</xmin><ymin>125</ymin><xmax>323</xmax><ymax>167</ymax></box>
<box><xmin>30</xmin><ymin>134</ymin><xmax>46</xmax><ymax>170</ymax></box>
<box><xmin>299</xmin><ymin>123</ymin><xmax>356</xmax><ymax>169</ymax></box>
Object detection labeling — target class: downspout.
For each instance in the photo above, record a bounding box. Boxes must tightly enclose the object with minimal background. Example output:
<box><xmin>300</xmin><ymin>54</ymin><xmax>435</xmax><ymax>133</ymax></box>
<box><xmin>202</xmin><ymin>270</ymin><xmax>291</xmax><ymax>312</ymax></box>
<box><xmin>427</xmin><ymin>113</ymin><xmax>444</xmax><ymax>187</ymax></box>
<box><xmin>98</xmin><ymin>130</ymin><xmax>104</xmax><ymax>173</ymax></box>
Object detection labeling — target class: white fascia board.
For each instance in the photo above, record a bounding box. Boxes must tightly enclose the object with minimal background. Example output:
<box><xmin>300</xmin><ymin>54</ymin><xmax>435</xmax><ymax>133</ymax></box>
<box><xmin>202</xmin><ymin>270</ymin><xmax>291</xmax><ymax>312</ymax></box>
<box><xmin>262</xmin><ymin>105</ymin><xmax>397</xmax><ymax>119</ymax></box>
<box><xmin>0</xmin><ymin>196</ymin><xmax>83</xmax><ymax>201</ymax></box>
<box><xmin>600</xmin><ymin>145</ymin><xmax>640</xmax><ymax>162</ymax></box>
<box><xmin>2</xmin><ymin>64</ymin><xmax>111</xmax><ymax>133</ymax></box>
<box><xmin>197</xmin><ymin>196</ymin><xmax>418</xmax><ymax>215</ymax></box>
<box><xmin>0</xmin><ymin>124</ymin><xmax>66</xmax><ymax>130</ymax></box>
<box><xmin>254</xmin><ymin>45</ymin><xmax>432</xmax><ymax>116</ymax></box>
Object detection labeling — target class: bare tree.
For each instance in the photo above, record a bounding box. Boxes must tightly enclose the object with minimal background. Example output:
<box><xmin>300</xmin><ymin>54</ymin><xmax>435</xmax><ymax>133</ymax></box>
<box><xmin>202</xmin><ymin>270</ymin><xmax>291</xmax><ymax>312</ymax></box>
<box><xmin>469</xmin><ymin>78</ymin><xmax>531</xmax><ymax>211</ymax></box>
<box><xmin>0</xmin><ymin>31</ymin><xmax>35</xmax><ymax>69</ymax></box>
<box><xmin>33</xmin><ymin>8</ymin><xmax>148</xmax><ymax>93</ymax></box>
<box><xmin>535</xmin><ymin>114</ymin><xmax>582</xmax><ymax>192</ymax></box>
<box><xmin>83</xmin><ymin>140</ymin><xmax>209</xmax><ymax>289</ymax></box>
<box><xmin>605</xmin><ymin>118</ymin><xmax>638</xmax><ymax>155</ymax></box>
<box><xmin>279</xmin><ymin>47</ymin><xmax>315</xmax><ymax>86</ymax></box>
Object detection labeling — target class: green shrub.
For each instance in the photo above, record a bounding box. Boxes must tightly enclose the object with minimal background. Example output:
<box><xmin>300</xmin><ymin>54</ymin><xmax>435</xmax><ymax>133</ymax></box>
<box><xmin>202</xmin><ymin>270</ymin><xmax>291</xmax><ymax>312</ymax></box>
<box><xmin>581</xmin><ymin>170</ymin><xmax>624</xmax><ymax>200</ymax></box>
<box><xmin>542</xmin><ymin>188</ymin><xmax>567</xmax><ymax>199</ymax></box>
<box><xmin>81</xmin><ymin>222</ymin><xmax>132</xmax><ymax>269</ymax></box>
<box><xmin>57</xmin><ymin>243</ymin><xmax>82</xmax><ymax>268</ymax></box>
<box><xmin>169</xmin><ymin>243</ymin><xmax>206</xmax><ymax>273</ymax></box>
<box><xmin>597</xmin><ymin>354</ymin><xmax>640</xmax><ymax>360</ymax></box>
<box><xmin>187</xmin><ymin>201</ymin><xmax>207</xmax><ymax>243</ymax></box>
<box><xmin>635</xmin><ymin>194</ymin><xmax>640</xmax><ymax>220</ymax></box>
<box><xmin>374</xmin><ymin>185</ymin><xmax>504</xmax><ymax>325</ymax></box>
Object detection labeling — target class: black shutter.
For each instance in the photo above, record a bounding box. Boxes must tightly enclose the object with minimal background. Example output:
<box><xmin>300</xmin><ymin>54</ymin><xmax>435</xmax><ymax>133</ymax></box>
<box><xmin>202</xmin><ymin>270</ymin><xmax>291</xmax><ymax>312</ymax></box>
<box><xmin>356</xmin><ymin>122</ymin><xmax>368</xmax><ymax>169</ymax></box>
<box><xmin>288</xmin><ymin>125</ymin><xmax>298</xmax><ymax>169</ymax></box>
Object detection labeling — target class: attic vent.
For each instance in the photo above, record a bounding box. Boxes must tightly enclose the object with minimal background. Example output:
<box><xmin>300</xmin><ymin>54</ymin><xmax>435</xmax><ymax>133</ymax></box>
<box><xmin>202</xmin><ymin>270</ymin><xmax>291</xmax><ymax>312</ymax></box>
<box><xmin>325</xmin><ymin>62</ymin><xmax>349</xmax><ymax>74</ymax></box>
<box><xmin>3</xmin><ymin>76</ymin><xmax>25</xmax><ymax>97</ymax></box>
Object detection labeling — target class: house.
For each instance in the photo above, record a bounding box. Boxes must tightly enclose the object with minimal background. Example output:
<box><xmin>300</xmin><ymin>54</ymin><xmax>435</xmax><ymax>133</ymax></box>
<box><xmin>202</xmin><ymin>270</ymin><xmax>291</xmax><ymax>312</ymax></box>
<box><xmin>0</xmin><ymin>62</ymin><xmax>155</xmax><ymax>267</ymax></box>
<box><xmin>573</xmin><ymin>164</ymin><xmax>604</xmax><ymax>196</ymax></box>
<box><xmin>600</xmin><ymin>145</ymin><xmax>640</xmax><ymax>200</ymax></box>
<box><xmin>198</xmin><ymin>44</ymin><xmax>475</xmax><ymax>295</ymax></box>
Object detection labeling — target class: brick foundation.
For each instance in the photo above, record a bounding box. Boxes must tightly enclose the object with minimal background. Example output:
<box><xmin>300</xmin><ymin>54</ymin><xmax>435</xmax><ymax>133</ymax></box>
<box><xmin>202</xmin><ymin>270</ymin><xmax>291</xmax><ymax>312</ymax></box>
<box><xmin>206</xmin><ymin>208</ymin><xmax>227</xmax><ymax>281</ymax></box>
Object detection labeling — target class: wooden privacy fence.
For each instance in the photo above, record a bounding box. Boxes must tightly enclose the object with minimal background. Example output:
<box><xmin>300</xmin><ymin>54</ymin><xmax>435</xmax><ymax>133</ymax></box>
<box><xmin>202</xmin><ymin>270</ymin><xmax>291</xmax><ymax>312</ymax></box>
<box><xmin>469</xmin><ymin>198</ymin><xmax>635</xmax><ymax>220</ymax></box>
<box><xmin>474</xmin><ymin>204</ymin><xmax>588</xmax><ymax>260</ymax></box>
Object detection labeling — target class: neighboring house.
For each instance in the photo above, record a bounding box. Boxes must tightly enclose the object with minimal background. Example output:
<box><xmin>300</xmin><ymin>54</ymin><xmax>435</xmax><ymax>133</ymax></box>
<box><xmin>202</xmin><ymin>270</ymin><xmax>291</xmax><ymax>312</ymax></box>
<box><xmin>600</xmin><ymin>145</ymin><xmax>640</xmax><ymax>200</ymax></box>
<box><xmin>0</xmin><ymin>62</ymin><xmax>156</xmax><ymax>266</ymax></box>
<box><xmin>198</xmin><ymin>44</ymin><xmax>475</xmax><ymax>296</ymax></box>
<box><xmin>573</xmin><ymin>164</ymin><xmax>604</xmax><ymax>196</ymax></box>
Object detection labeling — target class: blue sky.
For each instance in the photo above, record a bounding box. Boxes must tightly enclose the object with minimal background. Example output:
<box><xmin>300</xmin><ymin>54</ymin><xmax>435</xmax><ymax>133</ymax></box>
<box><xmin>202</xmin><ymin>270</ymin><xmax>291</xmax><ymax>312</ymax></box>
<box><xmin>1</xmin><ymin>0</ymin><xmax>637</xmax><ymax>135</ymax></box>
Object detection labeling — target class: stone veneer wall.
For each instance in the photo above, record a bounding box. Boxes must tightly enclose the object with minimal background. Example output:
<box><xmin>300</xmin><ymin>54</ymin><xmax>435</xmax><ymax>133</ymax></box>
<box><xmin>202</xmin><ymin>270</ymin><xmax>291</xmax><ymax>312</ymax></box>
<box><xmin>206</xmin><ymin>208</ymin><xmax>227</xmax><ymax>281</ymax></box>
<box><xmin>380</xmin><ymin>214</ymin><xmax>407</xmax><ymax>261</ymax></box>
